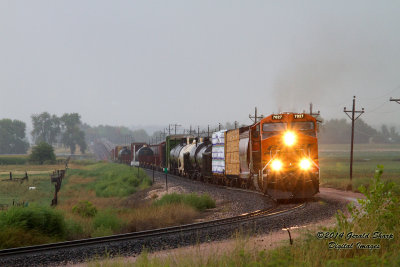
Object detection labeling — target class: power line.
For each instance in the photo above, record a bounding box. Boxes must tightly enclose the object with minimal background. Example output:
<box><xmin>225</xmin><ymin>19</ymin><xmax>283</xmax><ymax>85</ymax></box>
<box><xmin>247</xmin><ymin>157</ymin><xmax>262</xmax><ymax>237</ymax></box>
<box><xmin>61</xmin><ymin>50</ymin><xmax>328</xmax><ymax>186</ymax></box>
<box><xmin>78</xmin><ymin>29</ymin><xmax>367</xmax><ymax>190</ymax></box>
<box><xmin>358</xmin><ymin>85</ymin><xmax>400</xmax><ymax>102</ymax></box>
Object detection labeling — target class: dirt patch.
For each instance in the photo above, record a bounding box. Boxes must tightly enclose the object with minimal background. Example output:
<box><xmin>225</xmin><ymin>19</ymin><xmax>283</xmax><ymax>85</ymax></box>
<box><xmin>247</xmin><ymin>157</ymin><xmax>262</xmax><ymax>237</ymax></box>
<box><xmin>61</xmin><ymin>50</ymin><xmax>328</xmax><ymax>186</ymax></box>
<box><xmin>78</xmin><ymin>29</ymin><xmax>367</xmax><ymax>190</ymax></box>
<box><xmin>317</xmin><ymin>187</ymin><xmax>365</xmax><ymax>205</ymax></box>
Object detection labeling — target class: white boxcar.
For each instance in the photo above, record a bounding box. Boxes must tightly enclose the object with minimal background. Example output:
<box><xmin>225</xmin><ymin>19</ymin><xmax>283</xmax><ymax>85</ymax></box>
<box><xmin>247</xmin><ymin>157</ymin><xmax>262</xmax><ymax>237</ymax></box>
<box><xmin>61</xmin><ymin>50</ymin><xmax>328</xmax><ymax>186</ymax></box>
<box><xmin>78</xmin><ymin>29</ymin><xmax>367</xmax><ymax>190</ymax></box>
<box><xmin>212</xmin><ymin>130</ymin><xmax>227</xmax><ymax>174</ymax></box>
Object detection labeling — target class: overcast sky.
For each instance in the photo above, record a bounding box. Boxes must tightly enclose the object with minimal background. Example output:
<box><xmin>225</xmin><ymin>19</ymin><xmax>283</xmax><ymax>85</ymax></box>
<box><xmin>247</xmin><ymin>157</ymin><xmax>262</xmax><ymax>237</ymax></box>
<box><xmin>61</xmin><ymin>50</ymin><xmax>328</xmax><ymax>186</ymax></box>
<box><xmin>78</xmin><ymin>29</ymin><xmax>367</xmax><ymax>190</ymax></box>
<box><xmin>1</xmin><ymin>0</ymin><xmax>399</xmax><ymax>131</ymax></box>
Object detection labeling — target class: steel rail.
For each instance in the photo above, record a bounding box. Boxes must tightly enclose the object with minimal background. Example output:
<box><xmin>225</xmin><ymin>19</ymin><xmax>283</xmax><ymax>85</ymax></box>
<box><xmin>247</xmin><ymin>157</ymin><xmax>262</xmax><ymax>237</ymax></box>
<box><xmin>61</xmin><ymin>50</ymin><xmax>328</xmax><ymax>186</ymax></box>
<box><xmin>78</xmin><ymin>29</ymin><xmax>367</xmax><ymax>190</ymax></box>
<box><xmin>0</xmin><ymin>203</ymin><xmax>305</xmax><ymax>257</ymax></box>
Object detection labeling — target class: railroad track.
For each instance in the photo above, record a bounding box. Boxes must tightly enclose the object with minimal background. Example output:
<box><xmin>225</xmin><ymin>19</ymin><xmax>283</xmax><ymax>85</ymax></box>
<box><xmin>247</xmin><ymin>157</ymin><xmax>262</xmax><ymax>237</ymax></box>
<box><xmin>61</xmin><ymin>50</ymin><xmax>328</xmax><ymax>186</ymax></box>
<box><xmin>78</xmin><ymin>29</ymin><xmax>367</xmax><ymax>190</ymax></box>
<box><xmin>145</xmin><ymin>168</ymin><xmax>268</xmax><ymax>198</ymax></box>
<box><xmin>0</xmin><ymin>202</ymin><xmax>304</xmax><ymax>260</ymax></box>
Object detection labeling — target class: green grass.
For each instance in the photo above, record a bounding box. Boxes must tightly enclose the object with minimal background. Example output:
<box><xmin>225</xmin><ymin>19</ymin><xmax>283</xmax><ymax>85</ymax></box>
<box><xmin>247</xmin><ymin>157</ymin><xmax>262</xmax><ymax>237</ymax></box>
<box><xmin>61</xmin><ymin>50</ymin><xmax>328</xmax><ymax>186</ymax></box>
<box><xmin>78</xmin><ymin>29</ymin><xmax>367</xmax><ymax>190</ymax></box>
<box><xmin>66</xmin><ymin>163</ymin><xmax>152</xmax><ymax>197</ymax></box>
<box><xmin>0</xmin><ymin>174</ymin><xmax>55</xmax><ymax>206</ymax></box>
<box><xmin>153</xmin><ymin>193</ymin><xmax>216</xmax><ymax>211</ymax></box>
<box><xmin>0</xmin><ymin>155</ymin><xmax>29</xmax><ymax>165</ymax></box>
<box><xmin>319</xmin><ymin>144</ymin><xmax>400</xmax><ymax>190</ymax></box>
<box><xmin>0</xmin><ymin>205</ymin><xmax>66</xmax><ymax>249</ymax></box>
<box><xmin>93</xmin><ymin>210</ymin><xmax>122</xmax><ymax>232</ymax></box>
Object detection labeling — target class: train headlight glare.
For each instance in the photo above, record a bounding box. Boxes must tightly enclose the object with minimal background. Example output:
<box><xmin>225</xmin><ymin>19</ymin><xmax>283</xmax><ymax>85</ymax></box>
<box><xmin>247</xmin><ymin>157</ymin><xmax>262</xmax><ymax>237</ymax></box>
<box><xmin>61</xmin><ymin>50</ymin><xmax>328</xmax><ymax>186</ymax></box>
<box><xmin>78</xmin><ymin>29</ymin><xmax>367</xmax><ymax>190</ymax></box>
<box><xmin>271</xmin><ymin>160</ymin><xmax>283</xmax><ymax>171</ymax></box>
<box><xmin>300</xmin><ymin>158</ymin><xmax>312</xmax><ymax>170</ymax></box>
<box><xmin>283</xmin><ymin>131</ymin><xmax>296</xmax><ymax>146</ymax></box>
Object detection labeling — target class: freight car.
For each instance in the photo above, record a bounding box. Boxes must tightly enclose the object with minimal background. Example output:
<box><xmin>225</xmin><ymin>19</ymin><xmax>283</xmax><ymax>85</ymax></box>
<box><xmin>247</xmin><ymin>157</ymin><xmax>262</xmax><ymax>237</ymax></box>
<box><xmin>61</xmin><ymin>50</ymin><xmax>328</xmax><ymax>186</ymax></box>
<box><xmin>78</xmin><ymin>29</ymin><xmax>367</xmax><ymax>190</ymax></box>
<box><xmin>135</xmin><ymin>146</ymin><xmax>154</xmax><ymax>168</ymax></box>
<box><xmin>118</xmin><ymin>146</ymin><xmax>131</xmax><ymax>164</ymax></box>
<box><xmin>132</xmin><ymin>112</ymin><xmax>319</xmax><ymax>200</ymax></box>
<box><xmin>149</xmin><ymin>141</ymin><xmax>166</xmax><ymax>171</ymax></box>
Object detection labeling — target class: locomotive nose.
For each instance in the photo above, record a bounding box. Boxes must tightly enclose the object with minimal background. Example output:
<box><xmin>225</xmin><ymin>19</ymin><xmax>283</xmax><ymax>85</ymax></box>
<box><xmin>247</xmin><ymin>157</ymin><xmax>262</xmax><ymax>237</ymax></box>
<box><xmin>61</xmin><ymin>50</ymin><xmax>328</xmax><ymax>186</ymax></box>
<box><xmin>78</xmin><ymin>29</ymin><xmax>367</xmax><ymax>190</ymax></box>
<box><xmin>283</xmin><ymin>131</ymin><xmax>296</xmax><ymax>146</ymax></box>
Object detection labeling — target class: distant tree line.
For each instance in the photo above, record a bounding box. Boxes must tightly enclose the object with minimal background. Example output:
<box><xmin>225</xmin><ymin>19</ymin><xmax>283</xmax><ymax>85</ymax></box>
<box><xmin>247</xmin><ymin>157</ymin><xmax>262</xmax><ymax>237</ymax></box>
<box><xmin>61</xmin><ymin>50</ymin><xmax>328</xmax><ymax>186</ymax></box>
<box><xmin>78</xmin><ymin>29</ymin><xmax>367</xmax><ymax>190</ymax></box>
<box><xmin>31</xmin><ymin>112</ymin><xmax>87</xmax><ymax>154</ymax></box>
<box><xmin>319</xmin><ymin>118</ymin><xmax>400</xmax><ymax>144</ymax></box>
<box><xmin>0</xmin><ymin>115</ymin><xmax>398</xmax><ymax>155</ymax></box>
<box><xmin>82</xmin><ymin>124</ymin><xmax>151</xmax><ymax>144</ymax></box>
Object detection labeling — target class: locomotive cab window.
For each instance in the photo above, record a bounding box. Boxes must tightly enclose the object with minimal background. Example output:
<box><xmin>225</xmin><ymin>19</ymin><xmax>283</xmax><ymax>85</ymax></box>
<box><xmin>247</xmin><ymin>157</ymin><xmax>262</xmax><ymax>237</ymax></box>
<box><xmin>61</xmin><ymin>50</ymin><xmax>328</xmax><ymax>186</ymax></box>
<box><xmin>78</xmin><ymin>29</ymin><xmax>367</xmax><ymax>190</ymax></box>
<box><xmin>291</xmin><ymin>121</ymin><xmax>316</xmax><ymax>137</ymax></box>
<box><xmin>262</xmin><ymin>122</ymin><xmax>287</xmax><ymax>139</ymax></box>
<box><xmin>291</xmin><ymin>122</ymin><xmax>314</xmax><ymax>131</ymax></box>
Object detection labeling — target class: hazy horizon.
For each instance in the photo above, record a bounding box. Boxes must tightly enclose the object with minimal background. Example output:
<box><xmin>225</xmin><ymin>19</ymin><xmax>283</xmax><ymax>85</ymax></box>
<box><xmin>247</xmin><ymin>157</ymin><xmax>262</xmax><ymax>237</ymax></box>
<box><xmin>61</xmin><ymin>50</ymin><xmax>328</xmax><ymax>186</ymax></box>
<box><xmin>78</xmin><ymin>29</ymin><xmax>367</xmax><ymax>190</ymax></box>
<box><xmin>1</xmin><ymin>1</ymin><xmax>400</xmax><ymax>132</ymax></box>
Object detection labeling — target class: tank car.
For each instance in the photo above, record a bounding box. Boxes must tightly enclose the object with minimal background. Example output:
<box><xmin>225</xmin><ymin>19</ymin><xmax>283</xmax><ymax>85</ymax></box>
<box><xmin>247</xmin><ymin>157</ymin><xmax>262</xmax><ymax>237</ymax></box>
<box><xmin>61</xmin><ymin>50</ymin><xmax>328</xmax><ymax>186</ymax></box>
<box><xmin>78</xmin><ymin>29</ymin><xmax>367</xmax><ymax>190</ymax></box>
<box><xmin>135</xmin><ymin>146</ymin><xmax>154</xmax><ymax>167</ymax></box>
<box><xmin>118</xmin><ymin>146</ymin><xmax>132</xmax><ymax>164</ymax></box>
<box><xmin>178</xmin><ymin>141</ymin><xmax>197</xmax><ymax>176</ymax></box>
<box><xmin>169</xmin><ymin>142</ymin><xmax>186</xmax><ymax>175</ymax></box>
<box><xmin>183</xmin><ymin>138</ymin><xmax>209</xmax><ymax>179</ymax></box>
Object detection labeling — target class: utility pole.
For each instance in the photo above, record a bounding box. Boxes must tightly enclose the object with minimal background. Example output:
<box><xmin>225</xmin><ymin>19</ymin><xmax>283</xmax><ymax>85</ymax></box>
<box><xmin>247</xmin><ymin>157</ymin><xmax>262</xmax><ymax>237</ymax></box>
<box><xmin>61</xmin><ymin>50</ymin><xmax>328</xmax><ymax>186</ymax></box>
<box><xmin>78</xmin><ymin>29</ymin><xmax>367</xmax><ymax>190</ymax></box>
<box><xmin>344</xmin><ymin>96</ymin><xmax>364</xmax><ymax>186</ymax></box>
<box><xmin>234</xmin><ymin>121</ymin><xmax>238</xmax><ymax>129</ymax></box>
<box><xmin>218</xmin><ymin>123</ymin><xmax>221</xmax><ymax>131</ymax></box>
<box><xmin>390</xmin><ymin>97</ymin><xmax>400</xmax><ymax>104</ymax></box>
<box><xmin>249</xmin><ymin>107</ymin><xmax>264</xmax><ymax>123</ymax></box>
<box><xmin>309</xmin><ymin>103</ymin><xmax>320</xmax><ymax>117</ymax></box>
<box><xmin>169</xmin><ymin>124</ymin><xmax>181</xmax><ymax>135</ymax></box>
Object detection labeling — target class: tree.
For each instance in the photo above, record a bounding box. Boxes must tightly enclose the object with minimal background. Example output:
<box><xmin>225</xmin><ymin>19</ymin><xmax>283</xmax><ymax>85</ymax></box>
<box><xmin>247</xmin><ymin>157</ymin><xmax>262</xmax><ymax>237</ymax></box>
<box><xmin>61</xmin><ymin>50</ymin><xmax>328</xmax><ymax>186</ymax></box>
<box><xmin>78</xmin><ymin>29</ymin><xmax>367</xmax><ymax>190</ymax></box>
<box><xmin>31</xmin><ymin>112</ymin><xmax>61</xmax><ymax>145</ymax></box>
<box><xmin>0</xmin><ymin>119</ymin><xmax>30</xmax><ymax>154</ymax></box>
<box><xmin>319</xmin><ymin>119</ymin><xmax>351</xmax><ymax>144</ymax></box>
<box><xmin>82</xmin><ymin>124</ymin><xmax>150</xmax><ymax>144</ymax></box>
<box><xmin>29</xmin><ymin>142</ymin><xmax>56</xmax><ymax>164</ymax></box>
<box><xmin>60</xmin><ymin>113</ymin><xmax>87</xmax><ymax>154</ymax></box>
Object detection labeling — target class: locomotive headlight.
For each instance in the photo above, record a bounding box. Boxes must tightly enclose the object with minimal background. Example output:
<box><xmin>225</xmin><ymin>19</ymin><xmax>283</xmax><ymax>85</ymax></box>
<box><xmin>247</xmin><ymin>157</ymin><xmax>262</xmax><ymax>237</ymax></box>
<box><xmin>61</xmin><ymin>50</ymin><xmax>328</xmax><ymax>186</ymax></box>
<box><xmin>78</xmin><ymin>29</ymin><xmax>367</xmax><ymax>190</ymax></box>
<box><xmin>271</xmin><ymin>159</ymin><xmax>283</xmax><ymax>171</ymax></box>
<box><xmin>283</xmin><ymin>131</ymin><xmax>296</xmax><ymax>146</ymax></box>
<box><xmin>299</xmin><ymin>158</ymin><xmax>312</xmax><ymax>170</ymax></box>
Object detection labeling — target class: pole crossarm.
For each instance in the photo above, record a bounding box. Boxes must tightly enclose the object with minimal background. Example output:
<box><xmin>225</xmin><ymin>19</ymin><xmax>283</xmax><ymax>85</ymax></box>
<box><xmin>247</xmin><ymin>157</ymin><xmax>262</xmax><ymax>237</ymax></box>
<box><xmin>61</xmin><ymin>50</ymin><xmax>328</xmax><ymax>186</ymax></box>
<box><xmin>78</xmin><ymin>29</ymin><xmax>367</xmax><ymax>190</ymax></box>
<box><xmin>249</xmin><ymin>107</ymin><xmax>264</xmax><ymax>123</ymax></box>
<box><xmin>390</xmin><ymin>97</ymin><xmax>400</xmax><ymax>104</ymax></box>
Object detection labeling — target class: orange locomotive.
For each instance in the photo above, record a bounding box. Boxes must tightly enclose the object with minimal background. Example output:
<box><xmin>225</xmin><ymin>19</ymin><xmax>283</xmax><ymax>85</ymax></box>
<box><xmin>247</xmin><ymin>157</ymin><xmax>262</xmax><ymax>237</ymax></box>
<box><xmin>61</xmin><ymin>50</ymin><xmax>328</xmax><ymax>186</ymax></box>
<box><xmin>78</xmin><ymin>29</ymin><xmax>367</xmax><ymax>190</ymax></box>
<box><xmin>250</xmin><ymin>113</ymin><xmax>319</xmax><ymax>199</ymax></box>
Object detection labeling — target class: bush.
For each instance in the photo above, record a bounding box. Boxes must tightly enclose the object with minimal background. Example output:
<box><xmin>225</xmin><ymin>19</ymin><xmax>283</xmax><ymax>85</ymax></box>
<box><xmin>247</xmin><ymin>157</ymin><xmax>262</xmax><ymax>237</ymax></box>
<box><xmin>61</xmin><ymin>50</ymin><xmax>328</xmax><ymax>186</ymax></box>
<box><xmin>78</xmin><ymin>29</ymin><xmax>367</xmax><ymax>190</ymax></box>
<box><xmin>0</xmin><ymin>226</ymin><xmax>56</xmax><ymax>249</ymax></box>
<box><xmin>336</xmin><ymin>165</ymin><xmax>400</xmax><ymax>232</ymax></box>
<box><xmin>65</xmin><ymin>219</ymin><xmax>84</xmax><ymax>240</ymax></box>
<box><xmin>93</xmin><ymin>210</ymin><xmax>121</xmax><ymax>232</ymax></box>
<box><xmin>153</xmin><ymin>193</ymin><xmax>216</xmax><ymax>211</ymax></box>
<box><xmin>0</xmin><ymin>206</ymin><xmax>66</xmax><ymax>238</ymax></box>
<box><xmin>72</xmin><ymin>201</ymin><xmax>97</xmax><ymax>217</ymax></box>
<box><xmin>29</xmin><ymin>142</ymin><xmax>56</xmax><ymax>164</ymax></box>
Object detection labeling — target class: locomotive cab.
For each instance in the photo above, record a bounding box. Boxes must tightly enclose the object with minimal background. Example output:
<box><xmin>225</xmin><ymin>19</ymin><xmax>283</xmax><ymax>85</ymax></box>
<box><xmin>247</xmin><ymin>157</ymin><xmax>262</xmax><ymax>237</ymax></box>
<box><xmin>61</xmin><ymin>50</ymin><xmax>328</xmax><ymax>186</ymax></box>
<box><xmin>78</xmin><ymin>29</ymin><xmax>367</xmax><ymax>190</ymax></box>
<box><xmin>251</xmin><ymin>113</ymin><xmax>319</xmax><ymax>200</ymax></box>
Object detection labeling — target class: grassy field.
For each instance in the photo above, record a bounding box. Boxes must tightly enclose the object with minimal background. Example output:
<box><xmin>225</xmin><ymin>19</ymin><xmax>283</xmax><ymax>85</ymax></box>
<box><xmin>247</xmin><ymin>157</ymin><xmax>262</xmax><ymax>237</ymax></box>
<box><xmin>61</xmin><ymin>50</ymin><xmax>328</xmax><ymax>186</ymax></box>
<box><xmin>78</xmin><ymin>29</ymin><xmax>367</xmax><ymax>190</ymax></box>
<box><xmin>319</xmin><ymin>143</ymin><xmax>400</xmax><ymax>190</ymax></box>
<box><xmin>0</xmin><ymin>161</ymin><xmax>216</xmax><ymax>249</ymax></box>
<box><xmin>0</xmin><ymin>161</ymin><xmax>74</xmax><ymax>207</ymax></box>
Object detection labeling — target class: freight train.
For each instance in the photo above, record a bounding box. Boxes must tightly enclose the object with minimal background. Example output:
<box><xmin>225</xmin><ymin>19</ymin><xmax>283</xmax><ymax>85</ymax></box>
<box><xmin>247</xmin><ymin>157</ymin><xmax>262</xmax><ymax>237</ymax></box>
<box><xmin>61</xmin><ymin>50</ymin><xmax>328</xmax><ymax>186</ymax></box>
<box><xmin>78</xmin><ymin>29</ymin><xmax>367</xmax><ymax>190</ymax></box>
<box><xmin>112</xmin><ymin>113</ymin><xmax>319</xmax><ymax>200</ymax></box>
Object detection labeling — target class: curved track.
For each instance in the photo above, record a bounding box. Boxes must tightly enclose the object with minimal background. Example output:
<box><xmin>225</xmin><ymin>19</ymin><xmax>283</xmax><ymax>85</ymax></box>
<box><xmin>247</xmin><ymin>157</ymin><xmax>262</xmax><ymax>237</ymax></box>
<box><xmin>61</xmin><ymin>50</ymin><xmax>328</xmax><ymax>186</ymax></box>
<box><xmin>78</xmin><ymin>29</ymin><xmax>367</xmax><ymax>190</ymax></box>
<box><xmin>0</xmin><ymin>203</ymin><xmax>305</xmax><ymax>267</ymax></box>
<box><xmin>0</xmin><ymin>203</ymin><xmax>304</xmax><ymax>257</ymax></box>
